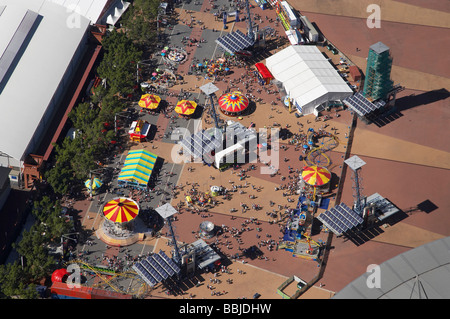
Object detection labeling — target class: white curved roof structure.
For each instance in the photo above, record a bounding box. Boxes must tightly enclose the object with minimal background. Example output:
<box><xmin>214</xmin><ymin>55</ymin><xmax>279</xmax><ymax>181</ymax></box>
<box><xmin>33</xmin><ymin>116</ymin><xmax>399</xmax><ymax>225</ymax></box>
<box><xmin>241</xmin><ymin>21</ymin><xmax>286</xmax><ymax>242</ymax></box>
<box><xmin>333</xmin><ymin>236</ymin><xmax>450</xmax><ymax>299</ymax></box>
<box><xmin>266</xmin><ymin>45</ymin><xmax>352</xmax><ymax>115</ymax></box>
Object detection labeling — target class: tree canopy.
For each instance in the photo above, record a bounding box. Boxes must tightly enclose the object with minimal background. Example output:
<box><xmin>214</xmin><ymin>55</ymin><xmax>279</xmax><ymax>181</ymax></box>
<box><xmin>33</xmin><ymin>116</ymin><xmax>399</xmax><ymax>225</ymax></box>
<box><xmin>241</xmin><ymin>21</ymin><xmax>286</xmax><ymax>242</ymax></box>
<box><xmin>97</xmin><ymin>29</ymin><xmax>142</xmax><ymax>96</ymax></box>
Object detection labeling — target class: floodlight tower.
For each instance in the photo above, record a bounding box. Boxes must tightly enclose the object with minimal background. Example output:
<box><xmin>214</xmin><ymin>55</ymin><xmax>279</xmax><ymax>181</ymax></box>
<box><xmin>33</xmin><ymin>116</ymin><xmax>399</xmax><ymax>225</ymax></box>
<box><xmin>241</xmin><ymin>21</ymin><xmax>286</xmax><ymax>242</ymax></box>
<box><xmin>200</xmin><ymin>82</ymin><xmax>221</xmax><ymax>130</ymax></box>
<box><xmin>244</xmin><ymin>0</ymin><xmax>254</xmax><ymax>41</ymax></box>
<box><xmin>155</xmin><ymin>203</ymin><xmax>182</xmax><ymax>267</ymax></box>
<box><xmin>344</xmin><ymin>155</ymin><xmax>366</xmax><ymax>216</ymax></box>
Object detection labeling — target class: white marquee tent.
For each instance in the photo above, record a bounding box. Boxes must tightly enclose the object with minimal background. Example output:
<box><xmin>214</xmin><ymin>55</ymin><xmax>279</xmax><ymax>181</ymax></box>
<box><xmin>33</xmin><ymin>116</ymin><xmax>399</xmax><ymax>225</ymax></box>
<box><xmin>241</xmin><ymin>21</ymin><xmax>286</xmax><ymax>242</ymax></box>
<box><xmin>265</xmin><ymin>45</ymin><xmax>352</xmax><ymax>115</ymax></box>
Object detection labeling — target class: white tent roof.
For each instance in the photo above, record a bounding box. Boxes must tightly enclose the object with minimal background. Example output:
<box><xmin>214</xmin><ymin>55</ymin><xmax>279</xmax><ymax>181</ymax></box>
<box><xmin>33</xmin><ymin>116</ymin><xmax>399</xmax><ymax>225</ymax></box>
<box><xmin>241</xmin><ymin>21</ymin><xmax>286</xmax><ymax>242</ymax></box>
<box><xmin>0</xmin><ymin>0</ymin><xmax>90</xmax><ymax>161</ymax></box>
<box><xmin>103</xmin><ymin>0</ymin><xmax>130</xmax><ymax>26</ymax></box>
<box><xmin>46</xmin><ymin>0</ymin><xmax>108</xmax><ymax>23</ymax></box>
<box><xmin>266</xmin><ymin>45</ymin><xmax>352</xmax><ymax>113</ymax></box>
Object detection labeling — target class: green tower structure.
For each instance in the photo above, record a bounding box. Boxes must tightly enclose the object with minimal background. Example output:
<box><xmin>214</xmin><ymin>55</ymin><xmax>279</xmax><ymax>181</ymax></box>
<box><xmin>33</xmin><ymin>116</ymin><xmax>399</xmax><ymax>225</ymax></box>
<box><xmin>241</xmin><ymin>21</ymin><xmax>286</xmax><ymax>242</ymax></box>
<box><xmin>363</xmin><ymin>42</ymin><xmax>393</xmax><ymax>101</ymax></box>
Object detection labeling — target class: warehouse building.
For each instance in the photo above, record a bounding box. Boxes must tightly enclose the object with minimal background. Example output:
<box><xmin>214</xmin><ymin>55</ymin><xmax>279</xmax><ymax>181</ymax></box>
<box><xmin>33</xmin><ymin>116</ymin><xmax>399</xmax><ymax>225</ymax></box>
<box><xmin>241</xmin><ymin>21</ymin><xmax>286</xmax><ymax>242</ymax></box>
<box><xmin>0</xmin><ymin>0</ymin><xmax>129</xmax><ymax>187</ymax></box>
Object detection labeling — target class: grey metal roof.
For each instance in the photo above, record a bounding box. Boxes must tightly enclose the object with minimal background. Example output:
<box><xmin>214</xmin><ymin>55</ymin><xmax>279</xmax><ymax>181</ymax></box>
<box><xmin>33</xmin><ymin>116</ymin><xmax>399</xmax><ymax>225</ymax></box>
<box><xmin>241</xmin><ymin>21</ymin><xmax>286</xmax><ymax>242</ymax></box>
<box><xmin>369</xmin><ymin>41</ymin><xmax>390</xmax><ymax>55</ymax></box>
<box><xmin>344</xmin><ymin>155</ymin><xmax>366</xmax><ymax>171</ymax></box>
<box><xmin>190</xmin><ymin>239</ymin><xmax>221</xmax><ymax>269</ymax></box>
<box><xmin>155</xmin><ymin>203</ymin><xmax>178</xmax><ymax>219</ymax></box>
<box><xmin>0</xmin><ymin>9</ymin><xmax>39</xmax><ymax>87</ymax></box>
<box><xmin>0</xmin><ymin>0</ymin><xmax>90</xmax><ymax>161</ymax></box>
<box><xmin>333</xmin><ymin>236</ymin><xmax>450</xmax><ymax>299</ymax></box>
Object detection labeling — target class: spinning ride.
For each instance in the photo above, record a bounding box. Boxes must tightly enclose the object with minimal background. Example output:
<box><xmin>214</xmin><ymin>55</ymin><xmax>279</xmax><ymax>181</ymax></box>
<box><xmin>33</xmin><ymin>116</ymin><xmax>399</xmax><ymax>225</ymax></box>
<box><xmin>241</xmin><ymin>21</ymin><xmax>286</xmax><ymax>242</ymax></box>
<box><xmin>301</xmin><ymin>165</ymin><xmax>331</xmax><ymax>200</ymax></box>
<box><xmin>97</xmin><ymin>197</ymin><xmax>144</xmax><ymax>247</ymax></box>
<box><xmin>301</xmin><ymin>166</ymin><xmax>331</xmax><ymax>187</ymax></box>
<box><xmin>103</xmin><ymin>197</ymin><xmax>139</xmax><ymax>225</ymax></box>
<box><xmin>85</xmin><ymin>178</ymin><xmax>103</xmax><ymax>195</ymax></box>
<box><xmin>218</xmin><ymin>91</ymin><xmax>249</xmax><ymax>116</ymax></box>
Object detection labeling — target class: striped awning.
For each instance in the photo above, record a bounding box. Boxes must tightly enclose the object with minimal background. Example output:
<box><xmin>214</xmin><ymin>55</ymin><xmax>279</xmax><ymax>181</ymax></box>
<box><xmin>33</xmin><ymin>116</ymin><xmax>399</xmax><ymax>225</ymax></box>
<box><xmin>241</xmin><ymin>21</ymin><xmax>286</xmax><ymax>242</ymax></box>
<box><xmin>118</xmin><ymin>149</ymin><xmax>157</xmax><ymax>187</ymax></box>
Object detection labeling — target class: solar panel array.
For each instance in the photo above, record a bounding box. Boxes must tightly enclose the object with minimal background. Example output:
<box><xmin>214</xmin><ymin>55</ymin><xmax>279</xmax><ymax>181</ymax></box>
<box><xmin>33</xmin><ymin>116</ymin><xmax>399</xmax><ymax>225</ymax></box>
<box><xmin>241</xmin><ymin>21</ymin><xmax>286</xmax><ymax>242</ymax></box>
<box><xmin>225</xmin><ymin>122</ymin><xmax>257</xmax><ymax>146</ymax></box>
<box><xmin>343</xmin><ymin>92</ymin><xmax>384</xmax><ymax>117</ymax></box>
<box><xmin>132</xmin><ymin>251</ymin><xmax>180</xmax><ymax>287</ymax></box>
<box><xmin>215</xmin><ymin>29</ymin><xmax>254</xmax><ymax>54</ymax></box>
<box><xmin>158</xmin><ymin>250</ymin><xmax>181</xmax><ymax>274</ymax></box>
<box><xmin>180</xmin><ymin>128</ymin><xmax>222</xmax><ymax>161</ymax></box>
<box><xmin>317</xmin><ymin>203</ymin><xmax>364</xmax><ymax>236</ymax></box>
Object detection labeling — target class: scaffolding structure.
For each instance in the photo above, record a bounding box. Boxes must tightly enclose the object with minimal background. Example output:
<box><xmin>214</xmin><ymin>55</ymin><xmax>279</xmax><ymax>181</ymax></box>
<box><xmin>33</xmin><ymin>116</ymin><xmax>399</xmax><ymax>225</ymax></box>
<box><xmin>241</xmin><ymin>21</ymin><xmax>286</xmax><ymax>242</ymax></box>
<box><xmin>363</xmin><ymin>42</ymin><xmax>393</xmax><ymax>101</ymax></box>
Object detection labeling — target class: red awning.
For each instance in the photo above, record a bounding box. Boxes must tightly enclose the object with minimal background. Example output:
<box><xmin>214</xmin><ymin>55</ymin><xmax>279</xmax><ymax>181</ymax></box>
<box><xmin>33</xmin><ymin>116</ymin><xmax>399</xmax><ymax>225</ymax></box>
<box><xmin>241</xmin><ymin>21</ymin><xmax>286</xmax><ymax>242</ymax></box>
<box><xmin>255</xmin><ymin>63</ymin><xmax>273</xmax><ymax>80</ymax></box>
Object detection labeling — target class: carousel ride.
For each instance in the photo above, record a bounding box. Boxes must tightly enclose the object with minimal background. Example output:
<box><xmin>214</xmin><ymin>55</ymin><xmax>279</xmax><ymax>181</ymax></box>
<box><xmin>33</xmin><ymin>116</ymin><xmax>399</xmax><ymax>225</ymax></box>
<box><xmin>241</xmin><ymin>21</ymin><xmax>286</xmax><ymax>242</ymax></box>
<box><xmin>96</xmin><ymin>197</ymin><xmax>146</xmax><ymax>247</ymax></box>
<box><xmin>162</xmin><ymin>46</ymin><xmax>187</xmax><ymax>65</ymax></box>
<box><xmin>299</xmin><ymin>165</ymin><xmax>332</xmax><ymax>203</ymax></box>
<box><xmin>218</xmin><ymin>91</ymin><xmax>250</xmax><ymax>116</ymax></box>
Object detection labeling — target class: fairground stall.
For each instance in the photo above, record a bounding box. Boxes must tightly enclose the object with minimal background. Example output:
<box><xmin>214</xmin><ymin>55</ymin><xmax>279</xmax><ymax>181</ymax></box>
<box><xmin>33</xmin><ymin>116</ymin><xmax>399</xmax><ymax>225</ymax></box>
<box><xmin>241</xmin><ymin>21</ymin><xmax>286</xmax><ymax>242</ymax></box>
<box><xmin>175</xmin><ymin>100</ymin><xmax>197</xmax><ymax>118</ymax></box>
<box><xmin>254</xmin><ymin>63</ymin><xmax>274</xmax><ymax>85</ymax></box>
<box><xmin>138</xmin><ymin>94</ymin><xmax>161</xmax><ymax>112</ymax></box>
<box><xmin>128</xmin><ymin>120</ymin><xmax>151</xmax><ymax>142</ymax></box>
<box><xmin>118</xmin><ymin>149</ymin><xmax>157</xmax><ymax>189</ymax></box>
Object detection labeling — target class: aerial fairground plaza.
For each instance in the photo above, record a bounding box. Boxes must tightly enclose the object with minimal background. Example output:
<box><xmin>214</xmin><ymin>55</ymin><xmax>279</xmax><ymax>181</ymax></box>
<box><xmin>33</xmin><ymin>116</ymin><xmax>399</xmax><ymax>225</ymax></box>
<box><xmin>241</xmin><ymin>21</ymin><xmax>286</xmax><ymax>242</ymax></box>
<box><xmin>0</xmin><ymin>0</ymin><xmax>449</xmax><ymax>304</ymax></box>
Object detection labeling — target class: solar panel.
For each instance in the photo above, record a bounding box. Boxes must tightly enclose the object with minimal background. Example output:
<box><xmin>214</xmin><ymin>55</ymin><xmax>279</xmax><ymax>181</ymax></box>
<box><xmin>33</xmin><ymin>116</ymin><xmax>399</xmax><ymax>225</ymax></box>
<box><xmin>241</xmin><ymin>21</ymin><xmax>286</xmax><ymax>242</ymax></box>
<box><xmin>180</xmin><ymin>128</ymin><xmax>224</xmax><ymax>161</ymax></box>
<box><xmin>318</xmin><ymin>213</ymin><xmax>341</xmax><ymax>235</ymax></box>
<box><xmin>159</xmin><ymin>250</ymin><xmax>181</xmax><ymax>274</ymax></box>
<box><xmin>133</xmin><ymin>264</ymin><xmax>157</xmax><ymax>286</ymax></box>
<box><xmin>341</xmin><ymin>203</ymin><xmax>363</xmax><ymax>224</ymax></box>
<box><xmin>147</xmin><ymin>256</ymin><xmax>169</xmax><ymax>280</ymax></box>
<box><xmin>344</xmin><ymin>92</ymin><xmax>384</xmax><ymax>117</ymax></box>
<box><xmin>318</xmin><ymin>202</ymin><xmax>363</xmax><ymax>236</ymax></box>
<box><xmin>153</xmin><ymin>253</ymin><xmax>175</xmax><ymax>276</ymax></box>
<box><xmin>216</xmin><ymin>30</ymin><xmax>254</xmax><ymax>54</ymax></box>
<box><xmin>141</xmin><ymin>259</ymin><xmax>163</xmax><ymax>282</ymax></box>
<box><xmin>133</xmin><ymin>250</ymin><xmax>183</xmax><ymax>287</ymax></box>
<box><xmin>327</xmin><ymin>212</ymin><xmax>347</xmax><ymax>233</ymax></box>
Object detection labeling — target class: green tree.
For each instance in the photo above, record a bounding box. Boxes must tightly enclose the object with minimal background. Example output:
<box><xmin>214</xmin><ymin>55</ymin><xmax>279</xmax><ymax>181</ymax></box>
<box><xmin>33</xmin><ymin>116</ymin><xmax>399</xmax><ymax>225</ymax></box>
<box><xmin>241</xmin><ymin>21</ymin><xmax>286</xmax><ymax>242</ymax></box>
<box><xmin>45</xmin><ymin>138</ymin><xmax>81</xmax><ymax>195</ymax></box>
<box><xmin>13</xmin><ymin>225</ymin><xmax>56</xmax><ymax>281</ymax></box>
<box><xmin>0</xmin><ymin>262</ymin><xmax>38</xmax><ymax>299</ymax></box>
<box><xmin>32</xmin><ymin>196</ymin><xmax>72</xmax><ymax>240</ymax></box>
<box><xmin>122</xmin><ymin>12</ymin><xmax>157</xmax><ymax>48</ymax></box>
<box><xmin>97</xmin><ymin>29</ymin><xmax>142</xmax><ymax>96</ymax></box>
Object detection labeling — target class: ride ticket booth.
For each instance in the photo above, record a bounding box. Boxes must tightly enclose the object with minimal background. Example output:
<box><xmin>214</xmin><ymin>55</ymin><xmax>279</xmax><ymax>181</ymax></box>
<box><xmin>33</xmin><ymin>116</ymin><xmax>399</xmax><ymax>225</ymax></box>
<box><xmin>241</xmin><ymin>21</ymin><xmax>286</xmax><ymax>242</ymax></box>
<box><xmin>128</xmin><ymin>120</ymin><xmax>151</xmax><ymax>142</ymax></box>
<box><xmin>254</xmin><ymin>62</ymin><xmax>274</xmax><ymax>85</ymax></box>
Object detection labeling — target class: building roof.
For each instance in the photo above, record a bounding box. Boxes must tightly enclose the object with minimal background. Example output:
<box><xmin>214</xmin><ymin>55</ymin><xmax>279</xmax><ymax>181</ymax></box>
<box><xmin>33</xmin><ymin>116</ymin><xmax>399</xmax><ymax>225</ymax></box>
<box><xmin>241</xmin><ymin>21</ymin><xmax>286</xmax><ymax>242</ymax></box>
<box><xmin>333</xmin><ymin>236</ymin><xmax>450</xmax><ymax>299</ymax></box>
<box><xmin>265</xmin><ymin>45</ymin><xmax>352</xmax><ymax>111</ymax></box>
<box><xmin>370</xmin><ymin>41</ymin><xmax>390</xmax><ymax>55</ymax></box>
<box><xmin>47</xmin><ymin>0</ymin><xmax>108</xmax><ymax>24</ymax></box>
<box><xmin>0</xmin><ymin>0</ymin><xmax>90</xmax><ymax>162</ymax></box>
